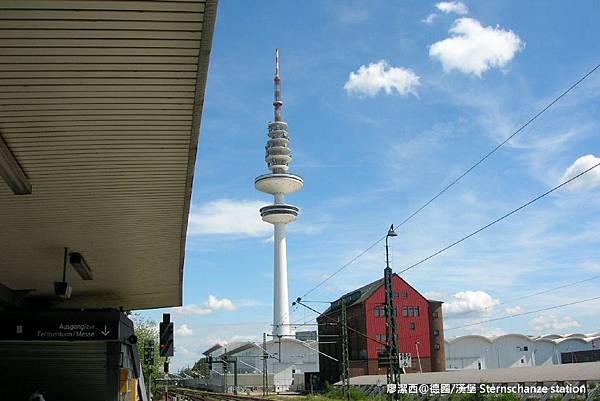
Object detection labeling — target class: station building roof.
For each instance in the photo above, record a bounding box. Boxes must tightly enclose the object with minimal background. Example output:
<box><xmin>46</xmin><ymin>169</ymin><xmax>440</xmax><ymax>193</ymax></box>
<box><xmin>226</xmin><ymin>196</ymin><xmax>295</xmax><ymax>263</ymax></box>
<box><xmin>0</xmin><ymin>0</ymin><xmax>217</xmax><ymax>310</ymax></box>
<box><xmin>319</xmin><ymin>273</ymin><xmax>440</xmax><ymax>316</ymax></box>
<box><xmin>446</xmin><ymin>332</ymin><xmax>600</xmax><ymax>345</ymax></box>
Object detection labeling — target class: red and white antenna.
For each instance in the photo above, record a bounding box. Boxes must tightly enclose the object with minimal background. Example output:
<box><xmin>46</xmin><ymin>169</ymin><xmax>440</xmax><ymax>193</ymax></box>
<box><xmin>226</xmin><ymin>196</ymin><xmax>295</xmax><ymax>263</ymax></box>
<box><xmin>255</xmin><ymin>49</ymin><xmax>304</xmax><ymax>337</ymax></box>
<box><xmin>273</xmin><ymin>48</ymin><xmax>283</xmax><ymax>122</ymax></box>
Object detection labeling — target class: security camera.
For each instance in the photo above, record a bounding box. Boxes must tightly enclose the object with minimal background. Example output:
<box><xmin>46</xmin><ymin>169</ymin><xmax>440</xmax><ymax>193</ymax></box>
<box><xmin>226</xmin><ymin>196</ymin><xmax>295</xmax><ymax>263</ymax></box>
<box><xmin>54</xmin><ymin>281</ymin><xmax>72</xmax><ymax>299</ymax></box>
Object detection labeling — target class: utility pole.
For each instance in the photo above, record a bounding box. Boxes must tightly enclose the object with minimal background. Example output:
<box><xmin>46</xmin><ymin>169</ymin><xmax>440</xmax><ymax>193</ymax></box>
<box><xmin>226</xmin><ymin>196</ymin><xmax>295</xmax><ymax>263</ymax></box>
<box><xmin>384</xmin><ymin>224</ymin><xmax>400</xmax><ymax>400</ymax></box>
<box><xmin>222</xmin><ymin>351</ymin><xmax>227</xmax><ymax>394</ymax></box>
<box><xmin>234</xmin><ymin>358</ymin><xmax>238</xmax><ymax>395</ymax></box>
<box><xmin>263</xmin><ymin>333</ymin><xmax>268</xmax><ymax>396</ymax></box>
<box><xmin>341</xmin><ymin>298</ymin><xmax>351</xmax><ymax>401</ymax></box>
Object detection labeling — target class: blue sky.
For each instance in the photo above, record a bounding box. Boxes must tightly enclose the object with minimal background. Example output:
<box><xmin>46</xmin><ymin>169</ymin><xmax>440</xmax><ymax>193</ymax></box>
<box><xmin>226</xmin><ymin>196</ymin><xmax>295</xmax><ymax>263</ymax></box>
<box><xmin>142</xmin><ymin>1</ymin><xmax>600</xmax><ymax>369</ymax></box>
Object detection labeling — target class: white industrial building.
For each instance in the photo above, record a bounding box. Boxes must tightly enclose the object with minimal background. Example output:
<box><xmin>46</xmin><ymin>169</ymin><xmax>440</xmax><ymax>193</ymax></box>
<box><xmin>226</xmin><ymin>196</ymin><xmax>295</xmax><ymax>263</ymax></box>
<box><xmin>445</xmin><ymin>332</ymin><xmax>600</xmax><ymax>370</ymax></box>
<box><xmin>202</xmin><ymin>336</ymin><xmax>320</xmax><ymax>392</ymax></box>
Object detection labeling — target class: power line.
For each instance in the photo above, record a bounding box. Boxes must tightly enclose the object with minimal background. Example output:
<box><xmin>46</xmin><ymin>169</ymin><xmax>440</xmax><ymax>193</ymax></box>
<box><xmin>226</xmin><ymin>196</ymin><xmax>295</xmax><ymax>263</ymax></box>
<box><xmin>292</xmin><ymin>163</ymin><xmax>600</xmax><ymax>343</ymax></box>
<box><xmin>296</xmin><ymin>301</ymin><xmax>446</xmax><ymax>344</ymax></box>
<box><xmin>301</xmin><ymin>234</ymin><xmax>386</xmax><ymax>298</ymax></box>
<box><xmin>446</xmin><ymin>294</ymin><xmax>600</xmax><ymax>331</ymax></box>
<box><xmin>398</xmin><ymin>160</ymin><xmax>600</xmax><ymax>274</ymax></box>
<box><xmin>298</xmin><ymin>62</ymin><xmax>600</xmax><ymax>300</ymax></box>
<box><xmin>394</xmin><ymin>62</ymin><xmax>600</xmax><ymax>231</ymax></box>
<box><xmin>300</xmin><ymin>300</ymin><xmax>332</xmax><ymax>304</ymax></box>
<box><xmin>445</xmin><ymin>273</ymin><xmax>600</xmax><ymax>319</ymax></box>
<box><xmin>296</xmin><ymin>300</ymin><xmax>388</xmax><ymax>347</ymax></box>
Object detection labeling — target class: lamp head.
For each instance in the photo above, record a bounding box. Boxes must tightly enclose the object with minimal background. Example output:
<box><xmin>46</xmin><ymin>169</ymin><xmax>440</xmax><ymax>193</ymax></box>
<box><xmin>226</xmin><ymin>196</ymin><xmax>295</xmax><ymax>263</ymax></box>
<box><xmin>387</xmin><ymin>224</ymin><xmax>398</xmax><ymax>238</ymax></box>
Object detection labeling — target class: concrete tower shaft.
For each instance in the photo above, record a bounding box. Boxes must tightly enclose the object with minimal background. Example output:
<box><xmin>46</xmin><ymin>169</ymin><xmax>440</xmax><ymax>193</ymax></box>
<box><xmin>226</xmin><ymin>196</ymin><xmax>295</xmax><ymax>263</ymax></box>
<box><xmin>255</xmin><ymin>50</ymin><xmax>303</xmax><ymax>336</ymax></box>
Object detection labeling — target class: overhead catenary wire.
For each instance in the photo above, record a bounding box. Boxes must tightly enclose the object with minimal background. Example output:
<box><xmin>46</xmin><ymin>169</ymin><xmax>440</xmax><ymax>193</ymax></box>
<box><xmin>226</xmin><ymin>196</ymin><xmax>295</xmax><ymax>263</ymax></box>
<box><xmin>398</xmin><ymin>160</ymin><xmax>600</xmax><ymax>274</ymax></box>
<box><xmin>446</xmin><ymin>294</ymin><xmax>600</xmax><ymax>331</ymax></box>
<box><xmin>298</xmin><ymin>62</ymin><xmax>600</xmax><ymax>300</ymax></box>
<box><xmin>291</xmin><ymin>161</ymin><xmax>600</xmax><ymax>343</ymax></box>
<box><xmin>296</xmin><ymin>300</ymin><xmax>388</xmax><ymax>347</ymax></box>
<box><xmin>393</xmin><ymin>64</ymin><xmax>600</xmax><ymax>232</ymax></box>
<box><xmin>445</xmin><ymin>272</ymin><xmax>600</xmax><ymax>319</ymax></box>
<box><xmin>300</xmin><ymin>235</ymin><xmax>386</xmax><ymax>299</ymax></box>
<box><xmin>296</xmin><ymin>301</ymin><xmax>437</xmax><ymax>346</ymax></box>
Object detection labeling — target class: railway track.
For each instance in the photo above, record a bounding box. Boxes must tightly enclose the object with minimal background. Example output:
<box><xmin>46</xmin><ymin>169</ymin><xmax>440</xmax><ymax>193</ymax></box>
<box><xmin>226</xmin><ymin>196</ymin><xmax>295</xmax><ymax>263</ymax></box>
<box><xmin>170</xmin><ymin>388</ymin><xmax>273</xmax><ymax>401</ymax></box>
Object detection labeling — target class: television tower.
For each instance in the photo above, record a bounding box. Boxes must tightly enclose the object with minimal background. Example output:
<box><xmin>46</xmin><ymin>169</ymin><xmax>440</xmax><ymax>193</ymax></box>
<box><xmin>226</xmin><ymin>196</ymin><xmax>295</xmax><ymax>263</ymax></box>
<box><xmin>255</xmin><ymin>49</ymin><xmax>303</xmax><ymax>336</ymax></box>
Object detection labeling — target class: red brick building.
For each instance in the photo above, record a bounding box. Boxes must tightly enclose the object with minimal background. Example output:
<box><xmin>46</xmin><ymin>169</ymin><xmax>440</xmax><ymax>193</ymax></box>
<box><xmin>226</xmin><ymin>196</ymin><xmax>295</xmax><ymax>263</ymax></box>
<box><xmin>317</xmin><ymin>274</ymin><xmax>445</xmax><ymax>384</ymax></box>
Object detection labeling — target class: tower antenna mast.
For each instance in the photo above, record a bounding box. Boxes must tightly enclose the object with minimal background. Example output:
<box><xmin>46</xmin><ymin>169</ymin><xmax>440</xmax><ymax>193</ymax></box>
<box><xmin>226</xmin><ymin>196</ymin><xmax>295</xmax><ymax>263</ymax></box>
<box><xmin>274</xmin><ymin>48</ymin><xmax>282</xmax><ymax>122</ymax></box>
<box><xmin>255</xmin><ymin>49</ymin><xmax>304</xmax><ymax>336</ymax></box>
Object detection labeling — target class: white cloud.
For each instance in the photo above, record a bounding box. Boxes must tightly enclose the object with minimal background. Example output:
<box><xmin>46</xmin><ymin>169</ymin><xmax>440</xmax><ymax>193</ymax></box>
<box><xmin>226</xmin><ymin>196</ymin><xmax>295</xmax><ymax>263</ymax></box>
<box><xmin>174</xmin><ymin>304</ymin><xmax>212</xmax><ymax>316</ymax></box>
<box><xmin>561</xmin><ymin>154</ymin><xmax>600</xmax><ymax>190</ymax></box>
<box><xmin>530</xmin><ymin>314</ymin><xmax>580</xmax><ymax>333</ymax></box>
<box><xmin>188</xmin><ymin>199</ymin><xmax>271</xmax><ymax>237</ymax></box>
<box><xmin>344</xmin><ymin>60</ymin><xmax>420</xmax><ymax>97</ymax></box>
<box><xmin>505</xmin><ymin>306</ymin><xmax>524</xmax><ymax>315</ymax></box>
<box><xmin>174</xmin><ymin>294</ymin><xmax>237</xmax><ymax>316</ymax></box>
<box><xmin>429</xmin><ymin>18</ymin><xmax>524</xmax><ymax>76</ymax></box>
<box><xmin>443</xmin><ymin>290</ymin><xmax>500</xmax><ymax>314</ymax></box>
<box><xmin>176</xmin><ymin>324</ymin><xmax>194</xmax><ymax>337</ymax></box>
<box><xmin>176</xmin><ymin>345</ymin><xmax>198</xmax><ymax>358</ymax></box>
<box><xmin>422</xmin><ymin>13</ymin><xmax>437</xmax><ymax>25</ymax></box>
<box><xmin>423</xmin><ymin>1</ymin><xmax>467</xmax><ymax>25</ymax></box>
<box><xmin>436</xmin><ymin>1</ymin><xmax>469</xmax><ymax>15</ymax></box>
<box><xmin>206</xmin><ymin>294</ymin><xmax>237</xmax><ymax>311</ymax></box>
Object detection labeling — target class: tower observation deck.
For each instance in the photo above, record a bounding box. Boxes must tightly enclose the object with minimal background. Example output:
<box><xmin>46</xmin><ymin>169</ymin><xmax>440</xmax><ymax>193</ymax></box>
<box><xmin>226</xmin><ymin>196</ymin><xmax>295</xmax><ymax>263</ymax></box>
<box><xmin>255</xmin><ymin>50</ymin><xmax>303</xmax><ymax>336</ymax></box>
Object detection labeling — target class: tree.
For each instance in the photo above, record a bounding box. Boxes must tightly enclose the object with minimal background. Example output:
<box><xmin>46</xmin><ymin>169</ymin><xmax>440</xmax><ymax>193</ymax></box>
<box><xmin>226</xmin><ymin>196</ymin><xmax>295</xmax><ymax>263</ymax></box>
<box><xmin>192</xmin><ymin>358</ymin><xmax>210</xmax><ymax>377</ymax></box>
<box><xmin>178</xmin><ymin>357</ymin><xmax>209</xmax><ymax>378</ymax></box>
<box><xmin>130</xmin><ymin>313</ymin><xmax>166</xmax><ymax>394</ymax></box>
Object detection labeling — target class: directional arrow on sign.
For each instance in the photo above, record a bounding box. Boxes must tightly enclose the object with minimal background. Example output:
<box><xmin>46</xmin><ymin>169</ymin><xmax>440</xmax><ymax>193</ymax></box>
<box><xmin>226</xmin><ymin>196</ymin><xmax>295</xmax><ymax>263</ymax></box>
<box><xmin>101</xmin><ymin>325</ymin><xmax>110</xmax><ymax>336</ymax></box>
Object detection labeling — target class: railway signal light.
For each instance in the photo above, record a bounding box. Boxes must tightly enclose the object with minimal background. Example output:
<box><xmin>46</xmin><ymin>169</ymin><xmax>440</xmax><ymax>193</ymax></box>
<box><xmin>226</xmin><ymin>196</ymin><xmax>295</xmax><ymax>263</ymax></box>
<box><xmin>159</xmin><ymin>313</ymin><xmax>174</xmax><ymax>357</ymax></box>
<box><xmin>144</xmin><ymin>340</ymin><xmax>155</xmax><ymax>365</ymax></box>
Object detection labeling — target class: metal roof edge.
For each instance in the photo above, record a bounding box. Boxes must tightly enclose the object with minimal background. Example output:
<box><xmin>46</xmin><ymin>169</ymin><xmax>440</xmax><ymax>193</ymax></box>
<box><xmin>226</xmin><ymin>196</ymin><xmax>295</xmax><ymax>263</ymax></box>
<box><xmin>178</xmin><ymin>0</ymin><xmax>219</xmax><ymax>306</ymax></box>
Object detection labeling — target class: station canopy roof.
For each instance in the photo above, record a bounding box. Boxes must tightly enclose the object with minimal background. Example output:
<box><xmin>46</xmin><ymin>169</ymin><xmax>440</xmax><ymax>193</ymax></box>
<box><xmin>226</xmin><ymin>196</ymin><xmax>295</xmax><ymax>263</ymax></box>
<box><xmin>0</xmin><ymin>0</ymin><xmax>217</xmax><ymax>310</ymax></box>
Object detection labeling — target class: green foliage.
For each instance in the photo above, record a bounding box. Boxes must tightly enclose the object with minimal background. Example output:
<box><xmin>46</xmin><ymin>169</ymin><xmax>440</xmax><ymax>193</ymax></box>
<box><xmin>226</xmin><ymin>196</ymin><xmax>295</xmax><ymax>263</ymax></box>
<box><xmin>487</xmin><ymin>394</ymin><xmax>522</xmax><ymax>401</ymax></box>
<box><xmin>192</xmin><ymin>357</ymin><xmax>210</xmax><ymax>376</ymax></box>
<box><xmin>591</xmin><ymin>383</ymin><xmax>600</xmax><ymax>401</ymax></box>
<box><xmin>324</xmin><ymin>383</ymin><xmax>343</xmax><ymax>399</ymax></box>
<box><xmin>449</xmin><ymin>392</ymin><xmax>487</xmax><ymax>401</ymax></box>
<box><xmin>320</xmin><ymin>383</ymin><xmax>368</xmax><ymax>401</ymax></box>
<box><xmin>178</xmin><ymin>357</ymin><xmax>209</xmax><ymax>378</ymax></box>
<box><xmin>130</xmin><ymin>313</ymin><xmax>165</xmax><ymax>393</ymax></box>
